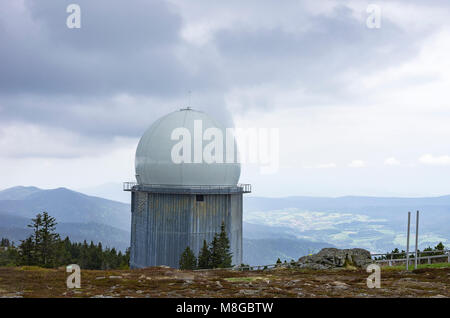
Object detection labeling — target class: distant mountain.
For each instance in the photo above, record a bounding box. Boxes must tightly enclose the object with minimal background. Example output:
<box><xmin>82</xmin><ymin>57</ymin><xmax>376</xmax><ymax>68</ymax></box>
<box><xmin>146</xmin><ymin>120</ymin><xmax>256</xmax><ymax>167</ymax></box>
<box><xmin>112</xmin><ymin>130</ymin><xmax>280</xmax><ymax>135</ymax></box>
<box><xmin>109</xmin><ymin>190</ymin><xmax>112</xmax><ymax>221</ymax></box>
<box><xmin>0</xmin><ymin>186</ymin><xmax>339</xmax><ymax>262</ymax></box>
<box><xmin>0</xmin><ymin>212</ymin><xmax>130</xmax><ymax>251</ymax></box>
<box><xmin>0</xmin><ymin>186</ymin><xmax>131</xmax><ymax>251</ymax></box>
<box><xmin>1</xmin><ymin>186</ymin><xmax>448</xmax><ymax>262</ymax></box>
<box><xmin>0</xmin><ymin>186</ymin><xmax>42</xmax><ymax>201</ymax></box>
<box><xmin>0</xmin><ymin>186</ymin><xmax>130</xmax><ymax>231</ymax></box>
<box><xmin>55</xmin><ymin>222</ymin><xmax>129</xmax><ymax>251</ymax></box>
<box><xmin>77</xmin><ymin>183</ymin><xmax>130</xmax><ymax>204</ymax></box>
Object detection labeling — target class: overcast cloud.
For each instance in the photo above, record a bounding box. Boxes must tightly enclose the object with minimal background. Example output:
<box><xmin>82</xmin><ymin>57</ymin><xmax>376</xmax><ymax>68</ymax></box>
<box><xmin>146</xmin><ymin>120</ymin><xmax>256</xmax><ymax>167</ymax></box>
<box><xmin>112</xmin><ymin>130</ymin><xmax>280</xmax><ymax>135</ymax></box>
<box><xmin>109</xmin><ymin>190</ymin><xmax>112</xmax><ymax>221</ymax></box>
<box><xmin>1</xmin><ymin>0</ymin><xmax>450</xmax><ymax>197</ymax></box>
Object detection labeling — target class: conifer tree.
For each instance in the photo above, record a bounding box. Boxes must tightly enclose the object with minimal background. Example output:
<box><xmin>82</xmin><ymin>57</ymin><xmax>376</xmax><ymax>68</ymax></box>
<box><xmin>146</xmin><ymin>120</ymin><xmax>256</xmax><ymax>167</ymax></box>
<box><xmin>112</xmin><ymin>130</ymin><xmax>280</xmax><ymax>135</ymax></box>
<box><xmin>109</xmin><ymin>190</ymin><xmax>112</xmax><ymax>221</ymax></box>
<box><xmin>18</xmin><ymin>237</ymin><xmax>35</xmax><ymax>265</ymax></box>
<box><xmin>217</xmin><ymin>222</ymin><xmax>232</xmax><ymax>268</ymax></box>
<box><xmin>6</xmin><ymin>242</ymin><xmax>18</xmax><ymax>266</ymax></box>
<box><xmin>0</xmin><ymin>238</ymin><xmax>10</xmax><ymax>247</ymax></box>
<box><xmin>110</xmin><ymin>247</ymin><xmax>119</xmax><ymax>269</ymax></box>
<box><xmin>80</xmin><ymin>240</ymin><xmax>89</xmax><ymax>268</ymax></box>
<box><xmin>19</xmin><ymin>212</ymin><xmax>60</xmax><ymax>267</ymax></box>
<box><xmin>123</xmin><ymin>248</ymin><xmax>131</xmax><ymax>269</ymax></box>
<box><xmin>39</xmin><ymin>212</ymin><xmax>60</xmax><ymax>267</ymax></box>
<box><xmin>179</xmin><ymin>246</ymin><xmax>197</xmax><ymax>270</ymax></box>
<box><xmin>197</xmin><ymin>240</ymin><xmax>211</xmax><ymax>269</ymax></box>
<box><xmin>210</xmin><ymin>222</ymin><xmax>232</xmax><ymax>268</ymax></box>
<box><xmin>12</xmin><ymin>212</ymin><xmax>131</xmax><ymax>269</ymax></box>
<box><xmin>209</xmin><ymin>234</ymin><xmax>220</xmax><ymax>268</ymax></box>
<box><xmin>58</xmin><ymin>237</ymin><xmax>72</xmax><ymax>265</ymax></box>
<box><xmin>435</xmin><ymin>242</ymin><xmax>445</xmax><ymax>251</ymax></box>
<box><xmin>27</xmin><ymin>213</ymin><xmax>42</xmax><ymax>263</ymax></box>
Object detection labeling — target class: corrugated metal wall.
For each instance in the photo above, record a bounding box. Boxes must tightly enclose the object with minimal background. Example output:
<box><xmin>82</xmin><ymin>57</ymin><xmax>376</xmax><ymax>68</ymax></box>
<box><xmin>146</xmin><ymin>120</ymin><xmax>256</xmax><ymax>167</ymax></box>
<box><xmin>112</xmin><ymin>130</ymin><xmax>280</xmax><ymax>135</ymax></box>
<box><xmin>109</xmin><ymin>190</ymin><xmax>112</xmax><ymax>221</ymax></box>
<box><xmin>130</xmin><ymin>191</ymin><xmax>243</xmax><ymax>268</ymax></box>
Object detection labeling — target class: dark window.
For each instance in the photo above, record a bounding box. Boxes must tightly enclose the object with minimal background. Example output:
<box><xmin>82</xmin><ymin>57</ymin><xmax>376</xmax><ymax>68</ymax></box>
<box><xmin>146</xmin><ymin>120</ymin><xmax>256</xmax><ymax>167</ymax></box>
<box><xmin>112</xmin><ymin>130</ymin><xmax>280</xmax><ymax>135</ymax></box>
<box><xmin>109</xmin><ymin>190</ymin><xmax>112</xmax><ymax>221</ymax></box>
<box><xmin>196</xmin><ymin>195</ymin><xmax>204</xmax><ymax>202</ymax></box>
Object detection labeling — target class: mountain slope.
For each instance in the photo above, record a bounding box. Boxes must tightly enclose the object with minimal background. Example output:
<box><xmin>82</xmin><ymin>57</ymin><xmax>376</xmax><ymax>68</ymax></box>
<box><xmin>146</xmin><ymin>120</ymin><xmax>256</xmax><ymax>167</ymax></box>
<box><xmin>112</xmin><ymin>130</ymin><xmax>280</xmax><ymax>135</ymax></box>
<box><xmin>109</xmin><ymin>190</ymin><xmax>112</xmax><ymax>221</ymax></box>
<box><xmin>77</xmin><ymin>182</ymin><xmax>130</xmax><ymax>204</ymax></box>
<box><xmin>1</xmin><ymin>186</ymin><xmax>449</xmax><ymax>261</ymax></box>
<box><xmin>0</xmin><ymin>187</ymin><xmax>130</xmax><ymax>231</ymax></box>
<box><xmin>0</xmin><ymin>186</ymin><xmax>131</xmax><ymax>251</ymax></box>
<box><xmin>0</xmin><ymin>186</ymin><xmax>42</xmax><ymax>201</ymax></box>
<box><xmin>0</xmin><ymin>211</ymin><xmax>130</xmax><ymax>251</ymax></box>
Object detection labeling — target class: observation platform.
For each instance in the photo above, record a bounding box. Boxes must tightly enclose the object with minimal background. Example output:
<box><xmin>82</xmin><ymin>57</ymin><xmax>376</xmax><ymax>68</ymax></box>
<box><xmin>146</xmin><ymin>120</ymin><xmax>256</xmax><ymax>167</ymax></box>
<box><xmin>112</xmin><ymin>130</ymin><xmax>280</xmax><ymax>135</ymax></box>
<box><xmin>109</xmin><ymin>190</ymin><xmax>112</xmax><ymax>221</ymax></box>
<box><xmin>123</xmin><ymin>182</ymin><xmax>251</xmax><ymax>194</ymax></box>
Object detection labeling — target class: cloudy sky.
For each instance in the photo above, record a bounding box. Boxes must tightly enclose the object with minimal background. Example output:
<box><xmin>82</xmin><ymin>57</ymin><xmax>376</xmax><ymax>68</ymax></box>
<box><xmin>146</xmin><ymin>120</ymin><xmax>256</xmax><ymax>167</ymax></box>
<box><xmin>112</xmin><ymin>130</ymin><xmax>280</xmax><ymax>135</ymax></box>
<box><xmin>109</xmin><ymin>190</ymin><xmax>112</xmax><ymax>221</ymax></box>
<box><xmin>1</xmin><ymin>0</ymin><xmax>450</xmax><ymax>198</ymax></box>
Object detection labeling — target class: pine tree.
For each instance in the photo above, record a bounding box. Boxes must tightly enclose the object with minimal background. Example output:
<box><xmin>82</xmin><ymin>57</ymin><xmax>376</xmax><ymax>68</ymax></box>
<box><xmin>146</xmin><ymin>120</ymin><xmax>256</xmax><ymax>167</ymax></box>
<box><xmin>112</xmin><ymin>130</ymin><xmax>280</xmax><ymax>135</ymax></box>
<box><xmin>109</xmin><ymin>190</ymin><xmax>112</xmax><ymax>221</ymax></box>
<box><xmin>39</xmin><ymin>212</ymin><xmax>60</xmax><ymax>267</ymax></box>
<box><xmin>58</xmin><ymin>237</ymin><xmax>72</xmax><ymax>265</ymax></box>
<box><xmin>18</xmin><ymin>237</ymin><xmax>35</xmax><ymax>265</ymax></box>
<box><xmin>209</xmin><ymin>234</ymin><xmax>220</xmax><ymax>268</ymax></box>
<box><xmin>121</xmin><ymin>248</ymin><xmax>130</xmax><ymax>269</ymax></box>
<box><xmin>19</xmin><ymin>212</ymin><xmax>60</xmax><ymax>267</ymax></box>
<box><xmin>6</xmin><ymin>243</ymin><xmax>18</xmax><ymax>266</ymax></box>
<box><xmin>80</xmin><ymin>240</ymin><xmax>89</xmax><ymax>268</ymax></box>
<box><xmin>86</xmin><ymin>241</ymin><xmax>101</xmax><ymax>269</ymax></box>
<box><xmin>210</xmin><ymin>222</ymin><xmax>233</xmax><ymax>268</ymax></box>
<box><xmin>390</xmin><ymin>248</ymin><xmax>400</xmax><ymax>259</ymax></box>
<box><xmin>179</xmin><ymin>246</ymin><xmax>197</xmax><ymax>270</ymax></box>
<box><xmin>110</xmin><ymin>248</ymin><xmax>119</xmax><ymax>269</ymax></box>
<box><xmin>96</xmin><ymin>242</ymin><xmax>104</xmax><ymax>269</ymax></box>
<box><xmin>217</xmin><ymin>222</ymin><xmax>232</xmax><ymax>268</ymax></box>
<box><xmin>435</xmin><ymin>242</ymin><xmax>445</xmax><ymax>251</ymax></box>
<box><xmin>27</xmin><ymin>213</ymin><xmax>43</xmax><ymax>263</ymax></box>
<box><xmin>12</xmin><ymin>212</ymin><xmax>131</xmax><ymax>270</ymax></box>
<box><xmin>197</xmin><ymin>240</ymin><xmax>211</xmax><ymax>269</ymax></box>
<box><xmin>0</xmin><ymin>238</ymin><xmax>10</xmax><ymax>247</ymax></box>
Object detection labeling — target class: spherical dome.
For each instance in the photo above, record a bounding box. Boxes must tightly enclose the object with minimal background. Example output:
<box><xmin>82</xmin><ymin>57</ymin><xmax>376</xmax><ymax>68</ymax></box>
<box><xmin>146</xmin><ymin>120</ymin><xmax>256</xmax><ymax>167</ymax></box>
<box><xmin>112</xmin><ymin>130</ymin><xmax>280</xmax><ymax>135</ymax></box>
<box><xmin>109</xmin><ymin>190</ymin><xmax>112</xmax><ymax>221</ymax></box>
<box><xmin>135</xmin><ymin>108</ymin><xmax>241</xmax><ymax>186</ymax></box>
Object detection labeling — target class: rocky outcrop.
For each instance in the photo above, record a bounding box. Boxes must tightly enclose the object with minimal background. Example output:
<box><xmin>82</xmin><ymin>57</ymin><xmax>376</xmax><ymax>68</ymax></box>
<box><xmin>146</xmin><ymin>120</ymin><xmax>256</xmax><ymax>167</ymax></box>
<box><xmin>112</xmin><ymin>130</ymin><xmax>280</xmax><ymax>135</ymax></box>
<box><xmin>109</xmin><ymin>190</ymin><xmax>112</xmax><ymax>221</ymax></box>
<box><xmin>293</xmin><ymin>248</ymin><xmax>373</xmax><ymax>270</ymax></box>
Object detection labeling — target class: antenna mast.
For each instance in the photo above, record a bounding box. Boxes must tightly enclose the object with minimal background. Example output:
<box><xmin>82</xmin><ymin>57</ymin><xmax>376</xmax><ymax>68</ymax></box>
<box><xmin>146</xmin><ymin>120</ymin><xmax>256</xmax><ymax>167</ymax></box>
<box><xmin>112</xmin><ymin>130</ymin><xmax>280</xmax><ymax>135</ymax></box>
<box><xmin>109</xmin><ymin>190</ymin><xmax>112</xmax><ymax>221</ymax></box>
<box><xmin>188</xmin><ymin>90</ymin><xmax>192</xmax><ymax>108</ymax></box>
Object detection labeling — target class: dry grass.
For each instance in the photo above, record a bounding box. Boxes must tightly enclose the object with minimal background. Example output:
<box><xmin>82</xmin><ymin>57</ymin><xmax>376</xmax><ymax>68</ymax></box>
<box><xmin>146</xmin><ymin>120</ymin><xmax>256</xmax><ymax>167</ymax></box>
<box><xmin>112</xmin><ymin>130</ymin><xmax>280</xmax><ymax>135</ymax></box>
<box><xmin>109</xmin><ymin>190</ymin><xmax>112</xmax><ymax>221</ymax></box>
<box><xmin>0</xmin><ymin>266</ymin><xmax>448</xmax><ymax>298</ymax></box>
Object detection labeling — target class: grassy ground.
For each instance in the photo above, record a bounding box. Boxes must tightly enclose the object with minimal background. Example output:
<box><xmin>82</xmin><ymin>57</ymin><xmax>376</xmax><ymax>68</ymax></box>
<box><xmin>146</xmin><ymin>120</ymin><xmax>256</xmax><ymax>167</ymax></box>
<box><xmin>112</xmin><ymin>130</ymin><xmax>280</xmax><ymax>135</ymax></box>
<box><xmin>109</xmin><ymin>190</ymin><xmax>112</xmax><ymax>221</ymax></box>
<box><xmin>0</xmin><ymin>265</ymin><xmax>449</xmax><ymax>298</ymax></box>
<box><xmin>382</xmin><ymin>262</ymin><xmax>450</xmax><ymax>271</ymax></box>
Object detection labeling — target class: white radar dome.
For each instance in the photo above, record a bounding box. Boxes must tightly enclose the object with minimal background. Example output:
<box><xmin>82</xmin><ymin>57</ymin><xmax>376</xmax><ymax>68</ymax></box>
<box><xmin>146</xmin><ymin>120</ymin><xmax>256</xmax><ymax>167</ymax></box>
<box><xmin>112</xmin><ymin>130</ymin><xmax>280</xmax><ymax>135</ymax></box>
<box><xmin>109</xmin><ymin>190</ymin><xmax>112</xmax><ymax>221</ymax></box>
<box><xmin>135</xmin><ymin>108</ymin><xmax>241</xmax><ymax>186</ymax></box>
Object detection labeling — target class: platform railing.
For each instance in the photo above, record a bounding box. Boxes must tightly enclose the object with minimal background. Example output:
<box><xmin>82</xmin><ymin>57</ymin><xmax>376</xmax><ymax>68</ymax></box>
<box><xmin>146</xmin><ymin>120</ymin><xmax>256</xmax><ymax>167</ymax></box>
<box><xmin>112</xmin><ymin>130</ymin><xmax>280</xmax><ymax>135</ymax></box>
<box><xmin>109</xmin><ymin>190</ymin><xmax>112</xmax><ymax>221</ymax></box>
<box><xmin>238</xmin><ymin>183</ymin><xmax>252</xmax><ymax>193</ymax></box>
<box><xmin>123</xmin><ymin>182</ymin><xmax>251</xmax><ymax>193</ymax></box>
<box><xmin>123</xmin><ymin>182</ymin><xmax>137</xmax><ymax>191</ymax></box>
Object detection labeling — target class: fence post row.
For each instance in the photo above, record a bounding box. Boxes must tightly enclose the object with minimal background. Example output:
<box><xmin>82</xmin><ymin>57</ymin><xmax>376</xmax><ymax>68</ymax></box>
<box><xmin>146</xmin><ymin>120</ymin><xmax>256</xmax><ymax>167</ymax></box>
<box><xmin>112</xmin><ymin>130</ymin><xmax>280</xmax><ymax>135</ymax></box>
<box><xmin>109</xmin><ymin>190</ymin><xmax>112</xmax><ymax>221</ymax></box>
<box><xmin>371</xmin><ymin>249</ymin><xmax>449</xmax><ymax>266</ymax></box>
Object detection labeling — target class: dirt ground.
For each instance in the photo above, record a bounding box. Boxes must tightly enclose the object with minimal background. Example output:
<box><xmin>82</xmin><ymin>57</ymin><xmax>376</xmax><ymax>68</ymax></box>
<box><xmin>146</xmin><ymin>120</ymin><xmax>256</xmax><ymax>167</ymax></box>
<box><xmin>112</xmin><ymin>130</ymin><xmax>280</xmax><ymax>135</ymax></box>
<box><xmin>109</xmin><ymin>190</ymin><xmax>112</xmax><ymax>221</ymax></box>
<box><xmin>0</xmin><ymin>266</ymin><xmax>448</xmax><ymax>298</ymax></box>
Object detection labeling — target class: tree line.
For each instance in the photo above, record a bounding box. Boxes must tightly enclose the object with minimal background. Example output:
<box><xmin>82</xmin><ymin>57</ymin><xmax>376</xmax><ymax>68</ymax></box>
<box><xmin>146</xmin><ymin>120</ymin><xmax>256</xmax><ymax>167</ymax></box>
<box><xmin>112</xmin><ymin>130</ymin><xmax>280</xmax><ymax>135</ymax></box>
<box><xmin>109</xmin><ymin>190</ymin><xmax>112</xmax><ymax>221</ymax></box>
<box><xmin>0</xmin><ymin>212</ymin><xmax>129</xmax><ymax>269</ymax></box>
<box><xmin>179</xmin><ymin>222</ymin><xmax>233</xmax><ymax>270</ymax></box>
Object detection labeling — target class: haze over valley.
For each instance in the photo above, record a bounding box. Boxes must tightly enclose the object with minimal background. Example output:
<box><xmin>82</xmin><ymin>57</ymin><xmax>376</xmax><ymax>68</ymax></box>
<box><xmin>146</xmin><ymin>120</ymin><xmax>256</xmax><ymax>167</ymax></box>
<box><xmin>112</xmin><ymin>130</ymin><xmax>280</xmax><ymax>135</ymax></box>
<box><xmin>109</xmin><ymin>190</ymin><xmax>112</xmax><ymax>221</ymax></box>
<box><xmin>1</xmin><ymin>185</ymin><xmax>448</xmax><ymax>265</ymax></box>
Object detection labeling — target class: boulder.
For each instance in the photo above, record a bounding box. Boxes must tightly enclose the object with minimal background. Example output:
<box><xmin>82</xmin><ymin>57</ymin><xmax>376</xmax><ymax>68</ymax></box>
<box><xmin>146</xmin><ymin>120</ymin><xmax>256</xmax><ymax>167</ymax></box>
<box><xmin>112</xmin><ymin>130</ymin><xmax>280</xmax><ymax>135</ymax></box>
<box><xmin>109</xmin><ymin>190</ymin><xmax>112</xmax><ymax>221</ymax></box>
<box><xmin>295</xmin><ymin>248</ymin><xmax>373</xmax><ymax>269</ymax></box>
